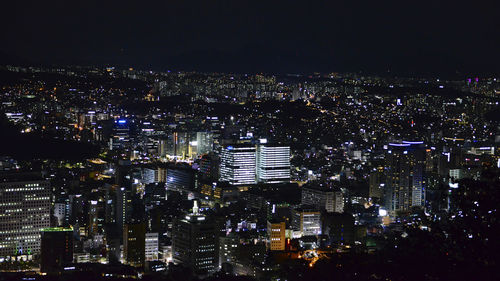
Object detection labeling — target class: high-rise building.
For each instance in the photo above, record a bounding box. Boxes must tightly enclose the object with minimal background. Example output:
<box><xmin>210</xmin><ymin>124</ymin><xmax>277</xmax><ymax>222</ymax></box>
<box><xmin>116</xmin><ymin>187</ymin><xmax>130</xmax><ymax>239</ymax></box>
<box><xmin>165</xmin><ymin>131</ymin><xmax>189</xmax><ymax>159</ymax></box>
<box><xmin>384</xmin><ymin>141</ymin><xmax>426</xmax><ymax>215</ymax></box>
<box><xmin>267</xmin><ymin>220</ymin><xmax>286</xmax><ymax>251</ymax></box>
<box><xmin>172</xmin><ymin>202</ymin><xmax>218</xmax><ymax>273</ymax></box>
<box><xmin>0</xmin><ymin>178</ymin><xmax>51</xmax><ymax>260</ymax></box>
<box><xmin>292</xmin><ymin>207</ymin><xmax>321</xmax><ymax>237</ymax></box>
<box><xmin>110</xmin><ymin>119</ymin><xmax>130</xmax><ymax>150</ymax></box>
<box><xmin>219</xmin><ymin>144</ymin><xmax>256</xmax><ymax>185</ymax></box>
<box><xmin>40</xmin><ymin>227</ymin><xmax>74</xmax><ymax>273</ymax></box>
<box><xmin>145</xmin><ymin>232</ymin><xmax>159</xmax><ymax>261</ymax></box>
<box><xmin>123</xmin><ymin>223</ymin><xmax>146</xmax><ymax>268</ymax></box>
<box><xmin>301</xmin><ymin>186</ymin><xmax>344</xmax><ymax>213</ymax></box>
<box><xmin>256</xmin><ymin>144</ymin><xmax>290</xmax><ymax>184</ymax></box>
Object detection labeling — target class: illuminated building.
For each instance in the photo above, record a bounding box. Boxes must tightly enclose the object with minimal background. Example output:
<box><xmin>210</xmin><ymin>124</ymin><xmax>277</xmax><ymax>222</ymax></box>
<box><xmin>165</xmin><ymin>131</ymin><xmax>189</xmax><ymax>159</ymax></box>
<box><xmin>109</xmin><ymin>119</ymin><xmax>130</xmax><ymax>150</ymax></box>
<box><xmin>256</xmin><ymin>144</ymin><xmax>290</xmax><ymax>184</ymax></box>
<box><xmin>172</xmin><ymin>201</ymin><xmax>218</xmax><ymax>273</ymax></box>
<box><xmin>40</xmin><ymin>227</ymin><xmax>74</xmax><ymax>273</ymax></box>
<box><xmin>219</xmin><ymin>233</ymin><xmax>238</xmax><ymax>267</ymax></box>
<box><xmin>385</xmin><ymin>141</ymin><xmax>426</xmax><ymax>215</ymax></box>
<box><xmin>145</xmin><ymin>232</ymin><xmax>159</xmax><ymax>261</ymax></box>
<box><xmin>292</xmin><ymin>207</ymin><xmax>321</xmax><ymax>237</ymax></box>
<box><xmin>301</xmin><ymin>186</ymin><xmax>343</xmax><ymax>213</ymax></box>
<box><xmin>116</xmin><ymin>187</ymin><xmax>130</xmax><ymax>239</ymax></box>
<box><xmin>123</xmin><ymin>223</ymin><xmax>146</xmax><ymax>268</ymax></box>
<box><xmin>219</xmin><ymin>144</ymin><xmax>256</xmax><ymax>185</ymax></box>
<box><xmin>0</xmin><ymin>178</ymin><xmax>50</xmax><ymax>260</ymax></box>
<box><xmin>267</xmin><ymin>219</ymin><xmax>286</xmax><ymax>251</ymax></box>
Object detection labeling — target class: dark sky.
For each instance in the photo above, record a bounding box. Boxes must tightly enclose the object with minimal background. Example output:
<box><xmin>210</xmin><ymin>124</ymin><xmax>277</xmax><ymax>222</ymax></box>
<box><xmin>1</xmin><ymin>0</ymin><xmax>498</xmax><ymax>76</ymax></box>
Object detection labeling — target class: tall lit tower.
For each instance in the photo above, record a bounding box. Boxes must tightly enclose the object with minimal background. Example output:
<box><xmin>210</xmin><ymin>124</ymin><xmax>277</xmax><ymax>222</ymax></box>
<box><xmin>172</xmin><ymin>201</ymin><xmax>218</xmax><ymax>273</ymax></box>
<box><xmin>256</xmin><ymin>142</ymin><xmax>290</xmax><ymax>184</ymax></box>
<box><xmin>219</xmin><ymin>144</ymin><xmax>256</xmax><ymax>185</ymax></box>
<box><xmin>384</xmin><ymin>141</ymin><xmax>426</xmax><ymax>215</ymax></box>
<box><xmin>0</xmin><ymin>178</ymin><xmax>51</xmax><ymax>259</ymax></box>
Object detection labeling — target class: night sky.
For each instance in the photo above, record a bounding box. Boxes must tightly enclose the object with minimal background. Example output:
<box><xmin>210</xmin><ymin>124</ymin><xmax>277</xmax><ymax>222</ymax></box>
<box><xmin>1</xmin><ymin>0</ymin><xmax>499</xmax><ymax>76</ymax></box>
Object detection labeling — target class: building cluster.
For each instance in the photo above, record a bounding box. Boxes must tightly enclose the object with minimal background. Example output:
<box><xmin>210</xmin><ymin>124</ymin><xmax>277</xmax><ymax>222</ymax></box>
<box><xmin>0</xmin><ymin>65</ymin><xmax>498</xmax><ymax>279</ymax></box>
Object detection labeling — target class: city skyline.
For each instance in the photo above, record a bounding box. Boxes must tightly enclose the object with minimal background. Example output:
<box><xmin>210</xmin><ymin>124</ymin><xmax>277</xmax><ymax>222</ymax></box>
<box><xmin>0</xmin><ymin>1</ymin><xmax>499</xmax><ymax>280</ymax></box>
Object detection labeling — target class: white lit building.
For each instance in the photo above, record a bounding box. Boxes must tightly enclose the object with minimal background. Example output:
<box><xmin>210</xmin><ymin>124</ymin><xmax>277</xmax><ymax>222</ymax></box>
<box><xmin>0</xmin><ymin>179</ymin><xmax>51</xmax><ymax>259</ymax></box>
<box><xmin>256</xmin><ymin>144</ymin><xmax>290</xmax><ymax>184</ymax></box>
<box><xmin>292</xmin><ymin>207</ymin><xmax>322</xmax><ymax>237</ymax></box>
<box><xmin>219</xmin><ymin>145</ymin><xmax>256</xmax><ymax>185</ymax></box>
<box><xmin>145</xmin><ymin>232</ymin><xmax>159</xmax><ymax>261</ymax></box>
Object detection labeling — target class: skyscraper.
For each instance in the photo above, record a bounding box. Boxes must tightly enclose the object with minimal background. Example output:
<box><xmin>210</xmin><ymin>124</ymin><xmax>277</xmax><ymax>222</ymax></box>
<box><xmin>0</xmin><ymin>177</ymin><xmax>51</xmax><ymax>260</ymax></box>
<box><xmin>384</xmin><ymin>141</ymin><xmax>426</xmax><ymax>215</ymax></box>
<box><xmin>145</xmin><ymin>232</ymin><xmax>159</xmax><ymax>261</ymax></box>
<box><xmin>219</xmin><ymin>144</ymin><xmax>256</xmax><ymax>185</ymax></box>
<box><xmin>256</xmin><ymin>144</ymin><xmax>290</xmax><ymax>184</ymax></box>
<box><xmin>110</xmin><ymin>119</ymin><xmax>130</xmax><ymax>150</ymax></box>
<box><xmin>172</xmin><ymin>201</ymin><xmax>218</xmax><ymax>273</ymax></box>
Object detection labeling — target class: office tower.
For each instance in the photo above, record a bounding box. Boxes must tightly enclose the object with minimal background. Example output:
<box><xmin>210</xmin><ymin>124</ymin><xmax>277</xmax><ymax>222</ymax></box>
<box><xmin>145</xmin><ymin>232</ymin><xmax>159</xmax><ymax>261</ymax></box>
<box><xmin>219</xmin><ymin>233</ymin><xmax>239</xmax><ymax>267</ymax></box>
<box><xmin>166</xmin><ymin>131</ymin><xmax>189</xmax><ymax>159</ymax></box>
<box><xmin>40</xmin><ymin>227</ymin><xmax>74</xmax><ymax>273</ymax></box>
<box><xmin>301</xmin><ymin>186</ymin><xmax>344</xmax><ymax>213</ymax></box>
<box><xmin>196</xmin><ymin>132</ymin><xmax>214</xmax><ymax>155</ymax></box>
<box><xmin>172</xmin><ymin>202</ymin><xmax>218</xmax><ymax>273</ymax></box>
<box><xmin>369</xmin><ymin>167</ymin><xmax>385</xmax><ymax>200</ymax></box>
<box><xmin>123</xmin><ymin>223</ymin><xmax>146</xmax><ymax>268</ymax></box>
<box><xmin>110</xmin><ymin>119</ymin><xmax>130</xmax><ymax>150</ymax></box>
<box><xmin>116</xmin><ymin>187</ymin><xmax>130</xmax><ymax>239</ymax></box>
<box><xmin>256</xmin><ymin>144</ymin><xmax>290</xmax><ymax>184</ymax></box>
<box><xmin>0</xmin><ymin>178</ymin><xmax>51</xmax><ymax>260</ymax></box>
<box><xmin>267</xmin><ymin>220</ymin><xmax>286</xmax><ymax>251</ymax></box>
<box><xmin>385</xmin><ymin>141</ymin><xmax>426</xmax><ymax>215</ymax></box>
<box><xmin>292</xmin><ymin>207</ymin><xmax>322</xmax><ymax>237</ymax></box>
<box><xmin>219</xmin><ymin>144</ymin><xmax>256</xmax><ymax>185</ymax></box>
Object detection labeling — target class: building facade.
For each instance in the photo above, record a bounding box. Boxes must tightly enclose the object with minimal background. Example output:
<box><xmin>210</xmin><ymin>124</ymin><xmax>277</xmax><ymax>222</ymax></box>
<box><xmin>0</xmin><ymin>179</ymin><xmax>51</xmax><ymax>259</ymax></box>
<box><xmin>256</xmin><ymin>145</ymin><xmax>290</xmax><ymax>184</ymax></box>
<box><xmin>219</xmin><ymin>145</ymin><xmax>256</xmax><ymax>185</ymax></box>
